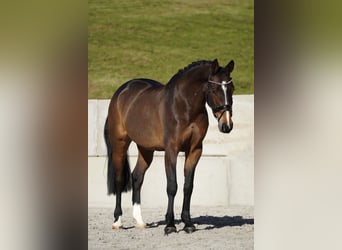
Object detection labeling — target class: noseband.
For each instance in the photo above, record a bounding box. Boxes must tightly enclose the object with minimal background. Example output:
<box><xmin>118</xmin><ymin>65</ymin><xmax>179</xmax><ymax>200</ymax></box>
<box><xmin>207</xmin><ymin>78</ymin><xmax>233</xmax><ymax>121</ymax></box>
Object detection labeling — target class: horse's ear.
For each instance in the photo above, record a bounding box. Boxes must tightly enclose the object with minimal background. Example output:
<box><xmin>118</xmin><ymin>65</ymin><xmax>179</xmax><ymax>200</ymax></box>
<box><xmin>211</xmin><ymin>59</ymin><xmax>219</xmax><ymax>74</ymax></box>
<box><xmin>225</xmin><ymin>60</ymin><xmax>235</xmax><ymax>73</ymax></box>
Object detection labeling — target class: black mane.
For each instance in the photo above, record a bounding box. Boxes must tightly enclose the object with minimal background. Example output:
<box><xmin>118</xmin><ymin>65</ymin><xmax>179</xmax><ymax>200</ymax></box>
<box><xmin>166</xmin><ymin>60</ymin><xmax>212</xmax><ymax>86</ymax></box>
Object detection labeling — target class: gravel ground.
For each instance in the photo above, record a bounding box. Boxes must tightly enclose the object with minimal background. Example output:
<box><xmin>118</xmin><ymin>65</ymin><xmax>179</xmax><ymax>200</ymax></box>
<box><xmin>88</xmin><ymin>206</ymin><xmax>254</xmax><ymax>249</ymax></box>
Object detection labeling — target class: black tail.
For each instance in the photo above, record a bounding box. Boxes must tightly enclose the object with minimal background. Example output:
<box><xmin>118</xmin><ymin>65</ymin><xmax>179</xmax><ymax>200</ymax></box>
<box><xmin>104</xmin><ymin>118</ymin><xmax>132</xmax><ymax>195</ymax></box>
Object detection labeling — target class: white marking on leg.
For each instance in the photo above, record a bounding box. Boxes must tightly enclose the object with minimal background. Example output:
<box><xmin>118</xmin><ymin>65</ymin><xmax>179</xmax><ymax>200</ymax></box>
<box><xmin>112</xmin><ymin>216</ymin><xmax>123</xmax><ymax>229</ymax></box>
<box><xmin>133</xmin><ymin>203</ymin><xmax>146</xmax><ymax>228</ymax></box>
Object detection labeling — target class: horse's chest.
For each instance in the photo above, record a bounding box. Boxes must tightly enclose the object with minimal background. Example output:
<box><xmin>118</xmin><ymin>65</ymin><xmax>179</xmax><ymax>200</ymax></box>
<box><xmin>172</xmin><ymin>122</ymin><xmax>208</xmax><ymax>150</ymax></box>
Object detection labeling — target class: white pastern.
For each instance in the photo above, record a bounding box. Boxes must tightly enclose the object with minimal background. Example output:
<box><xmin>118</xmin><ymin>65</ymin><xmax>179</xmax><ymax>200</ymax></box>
<box><xmin>133</xmin><ymin>203</ymin><xmax>146</xmax><ymax>228</ymax></box>
<box><xmin>112</xmin><ymin>216</ymin><xmax>123</xmax><ymax>229</ymax></box>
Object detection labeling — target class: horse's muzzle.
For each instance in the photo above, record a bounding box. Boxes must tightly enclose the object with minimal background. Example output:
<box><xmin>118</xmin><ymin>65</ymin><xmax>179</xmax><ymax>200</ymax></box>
<box><xmin>219</xmin><ymin>122</ymin><xmax>233</xmax><ymax>133</ymax></box>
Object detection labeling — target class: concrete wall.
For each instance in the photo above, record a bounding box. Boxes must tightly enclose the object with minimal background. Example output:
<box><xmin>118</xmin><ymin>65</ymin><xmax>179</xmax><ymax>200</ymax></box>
<box><xmin>88</xmin><ymin>95</ymin><xmax>254</xmax><ymax>208</ymax></box>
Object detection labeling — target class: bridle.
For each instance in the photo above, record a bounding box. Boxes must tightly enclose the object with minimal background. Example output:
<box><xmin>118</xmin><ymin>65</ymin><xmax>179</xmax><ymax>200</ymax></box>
<box><xmin>207</xmin><ymin>76</ymin><xmax>233</xmax><ymax>121</ymax></box>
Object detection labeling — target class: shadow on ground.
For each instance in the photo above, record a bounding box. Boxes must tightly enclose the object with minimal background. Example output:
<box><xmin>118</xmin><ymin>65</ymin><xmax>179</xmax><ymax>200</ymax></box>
<box><xmin>193</xmin><ymin>215</ymin><xmax>254</xmax><ymax>230</ymax></box>
<box><xmin>143</xmin><ymin>215</ymin><xmax>254</xmax><ymax>231</ymax></box>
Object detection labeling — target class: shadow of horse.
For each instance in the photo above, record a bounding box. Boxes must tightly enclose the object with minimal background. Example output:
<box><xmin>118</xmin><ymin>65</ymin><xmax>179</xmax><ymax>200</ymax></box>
<box><xmin>146</xmin><ymin>215</ymin><xmax>254</xmax><ymax>231</ymax></box>
<box><xmin>193</xmin><ymin>215</ymin><xmax>254</xmax><ymax>230</ymax></box>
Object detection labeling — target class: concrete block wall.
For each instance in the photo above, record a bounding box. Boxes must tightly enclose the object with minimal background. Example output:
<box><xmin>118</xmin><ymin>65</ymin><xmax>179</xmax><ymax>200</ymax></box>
<box><xmin>88</xmin><ymin>95</ymin><xmax>254</xmax><ymax>207</ymax></box>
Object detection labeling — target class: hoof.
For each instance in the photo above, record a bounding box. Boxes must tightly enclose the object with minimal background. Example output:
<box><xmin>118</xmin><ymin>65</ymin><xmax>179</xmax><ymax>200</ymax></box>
<box><xmin>164</xmin><ymin>226</ymin><xmax>177</xmax><ymax>235</ymax></box>
<box><xmin>135</xmin><ymin>223</ymin><xmax>147</xmax><ymax>229</ymax></box>
<box><xmin>183</xmin><ymin>225</ymin><xmax>196</xmax><ymax>234</ymax></box>
<box><xmin>112</xmin><ymin>217</ymin><xmax>123</xmax><ymax>229</ymax></box>
<box><xmin>111</xmin><ymin>224</ymin><xmax>123</xmax><ymax>230</ymax></box>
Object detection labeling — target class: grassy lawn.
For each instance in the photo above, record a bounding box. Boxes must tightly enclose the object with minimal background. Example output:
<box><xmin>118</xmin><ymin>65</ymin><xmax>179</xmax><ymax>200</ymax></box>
<box><xmin>88</xmin><ymin>0</ymin><xmax>254</xmax><ymax>99</ymax></box>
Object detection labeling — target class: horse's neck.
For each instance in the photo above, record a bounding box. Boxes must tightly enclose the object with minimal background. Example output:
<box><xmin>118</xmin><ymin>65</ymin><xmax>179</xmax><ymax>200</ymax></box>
<box><xmin>167</xmin><ymin>65</ymin><xmax>210</xmax><ymax>115</ymax></box>
<box><xmin>182</xmin><ymin>65</ymin><xmax>209</xmax><ymax>94</ymax></box>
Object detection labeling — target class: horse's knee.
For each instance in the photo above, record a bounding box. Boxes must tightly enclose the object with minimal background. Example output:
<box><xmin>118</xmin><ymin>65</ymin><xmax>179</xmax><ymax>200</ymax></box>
<box><xmin>167</xmin><ymin>182</ymin><xmax>178</xmax><ymax>196</ymax></box>
<box><xmin>165</xmin><ymin>167</ymin><xmax>178</xmax><ymax>196</ymax></box>
<box><xmin>183</xmin><ymin>182</ymin><xmax>193</xmax><ymax>196</ymax></box>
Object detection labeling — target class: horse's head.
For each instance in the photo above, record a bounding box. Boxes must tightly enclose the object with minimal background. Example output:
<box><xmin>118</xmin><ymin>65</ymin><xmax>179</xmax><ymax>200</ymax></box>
<box><xmin>206</xmin><ymin>59</ymin><xmax>235</xmax><ymax>133</ymax></box>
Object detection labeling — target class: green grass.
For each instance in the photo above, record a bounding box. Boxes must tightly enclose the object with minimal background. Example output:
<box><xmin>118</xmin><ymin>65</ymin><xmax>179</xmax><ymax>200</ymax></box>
<box><xmin>88</xmin><ymin>0</ymin><xmax>254</xmax><ymax>99</ymax></box>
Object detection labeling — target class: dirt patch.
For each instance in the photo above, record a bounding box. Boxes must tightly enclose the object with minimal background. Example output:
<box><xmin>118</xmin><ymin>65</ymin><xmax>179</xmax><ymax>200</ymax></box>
<box><xmin>88</xmin><ymin>206</ymin><xmax>253</xmax><ymax>249</ymax></box>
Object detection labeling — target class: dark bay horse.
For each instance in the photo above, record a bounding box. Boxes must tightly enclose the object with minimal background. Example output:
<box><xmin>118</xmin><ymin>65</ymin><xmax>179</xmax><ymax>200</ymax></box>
<box><xmin>104</xmin><ymin>59</ymin><xmax>235</xmax><ymax>234</ymax></box>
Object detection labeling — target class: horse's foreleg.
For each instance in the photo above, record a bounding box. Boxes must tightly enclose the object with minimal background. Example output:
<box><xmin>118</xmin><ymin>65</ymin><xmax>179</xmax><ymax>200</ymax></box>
<box><xmin>132</xmin><ymin>147</ymin><xmax>154</xmax><ymax>228</ymax></box>
<box><xmin>164</xmin><ymin>148</ymin><xmax>179</xmax><ymax>234</ymax></box>
<box><xmin>181</xmin><ymin>147</ymin><xmax>202</xmax><ymax>233</ymax></box>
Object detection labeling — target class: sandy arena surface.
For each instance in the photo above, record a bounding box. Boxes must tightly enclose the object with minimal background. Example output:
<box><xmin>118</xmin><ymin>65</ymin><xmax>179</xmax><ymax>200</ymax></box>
<box><xmin>88</xmin><ymin>206</ymin><xmax>253</xmax><ymax>249</ymax></box>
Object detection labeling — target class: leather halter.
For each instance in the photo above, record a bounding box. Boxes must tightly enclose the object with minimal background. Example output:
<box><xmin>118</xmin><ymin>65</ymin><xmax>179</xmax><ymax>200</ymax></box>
<box><xmin>207</xmin><ymin>78</ymin><xmax>233</xmax><ymax>121</ymax></box>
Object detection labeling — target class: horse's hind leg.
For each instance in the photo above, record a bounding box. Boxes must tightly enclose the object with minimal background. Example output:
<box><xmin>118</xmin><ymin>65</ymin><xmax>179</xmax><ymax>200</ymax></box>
<box><xmin>111</xmin><ymin>138</ymin><xmax>131</xmax><ymax>229</ymax></box>
<box><xmin>132</xmin><ymin>146</ymin><xmax>154</xmax><ymax>228</ymax></box>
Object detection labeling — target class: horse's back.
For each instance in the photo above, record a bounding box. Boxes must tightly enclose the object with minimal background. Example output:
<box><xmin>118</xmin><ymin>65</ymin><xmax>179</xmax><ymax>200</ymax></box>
<box><xmin>112</xmin><ymin>78</ymin><xmax>164</xmax><ymax>109</ymax></box>
<box><xmin>116</xmin><ymin>78</ymin><xmax>162</xmax><ymax>93</ymax></box>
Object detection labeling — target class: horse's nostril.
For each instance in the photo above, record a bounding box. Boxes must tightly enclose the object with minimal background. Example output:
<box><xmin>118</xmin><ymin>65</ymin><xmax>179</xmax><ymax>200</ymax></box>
<box><xmin>220</xmin><ymin>123</ymin><xmax>233</xmax><ymax>133</ymax></box>
<box><xmin>222</xmin><ymin>124</ymin><xmax>229</xmax><ymax>132</ymax></box>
